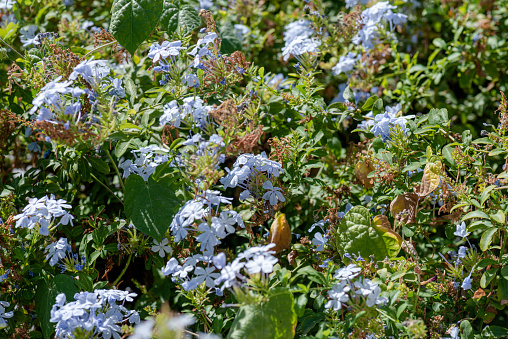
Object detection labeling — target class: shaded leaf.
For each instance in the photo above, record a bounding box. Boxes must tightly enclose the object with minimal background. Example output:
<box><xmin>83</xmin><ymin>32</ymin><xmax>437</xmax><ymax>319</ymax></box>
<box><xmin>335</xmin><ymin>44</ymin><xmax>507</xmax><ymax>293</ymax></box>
<box><xmin>110</xmin><ymin>0</ymin><xmax>164</xmax><ymax>55</ymax></box>
<box><xmin>390</xmin><ymin>192</ymin><xmax>419</xmax><ymax>224</ymax></box>
<box><xmin>124</xmin><ymin>175</ymin><xmax>181</xmax><ymax>242</ymax></box>
<box><xmin>160</xmin><ymin>1</ymin><xmax>201</xmax><ymax>36</ymax></box>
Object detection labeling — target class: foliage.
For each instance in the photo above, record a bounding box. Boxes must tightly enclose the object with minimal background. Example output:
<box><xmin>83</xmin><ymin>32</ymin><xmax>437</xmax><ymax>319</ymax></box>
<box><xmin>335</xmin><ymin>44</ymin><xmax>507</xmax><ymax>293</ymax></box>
<box><xmin>1</xmin><ymin>0</ymin><xmax>508</xmax><ymax>338</ymax></box>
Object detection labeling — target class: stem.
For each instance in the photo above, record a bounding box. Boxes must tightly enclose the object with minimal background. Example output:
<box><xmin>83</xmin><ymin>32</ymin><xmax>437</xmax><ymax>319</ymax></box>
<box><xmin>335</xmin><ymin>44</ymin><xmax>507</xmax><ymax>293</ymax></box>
<box><xmin>0</xmin><ymin>36</ymin><xmax>23</xmax><ymax>59</ymax></box>
<box><xmin>90</xmin><ymin>173</ymin><xmax>123</xmax><ymax>205</ymax></box>
<box><xmin>113</xmin><ymin>253</ymin><xmax>132</xmax><ymax>287</ymax></box>
<box><xmin>105</xmin><ymin>148</ymin><xmax>126</xmax><ymax>192</ymax></box>
<box><xmin>83</xmin><ymin>40</ymin><xmax>117</xmax><ymax>59</ymax></box>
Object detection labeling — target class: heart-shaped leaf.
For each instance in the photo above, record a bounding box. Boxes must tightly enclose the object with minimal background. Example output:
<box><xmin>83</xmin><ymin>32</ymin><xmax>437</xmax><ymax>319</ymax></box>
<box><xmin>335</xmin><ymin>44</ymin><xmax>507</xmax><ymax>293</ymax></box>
<box><xmin>110</xmin><ymin>0</ymin><xmax>164</xmax><ymax>55</ymax></box>
<box><xmin>124</xmin><ymin>174</ymin><xmax>181</xmax><ymax>241</ymax></box>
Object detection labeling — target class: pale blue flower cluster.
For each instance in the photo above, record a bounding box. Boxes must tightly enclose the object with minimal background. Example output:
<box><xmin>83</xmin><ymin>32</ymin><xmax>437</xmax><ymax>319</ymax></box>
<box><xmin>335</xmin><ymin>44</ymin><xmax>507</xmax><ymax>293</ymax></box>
<box><xmin>220</xmin><ymin>152</ymin><xmax>284</xmax><ymax>206</ymax></box>
<box><xmin>0</xmin><ymin>300</ymin><xmax>13</xmax><ymax>329</ymax></box>
<box><xmin>45</xmin><ymin>237</ymin><xmax>86</xmax><ymax>273</ymax></box>
<box><xmin>352</xmin><ymin>1</ymin><xmax>408</xmax><ymax>50</ymax></box>
<box><xmin>234</xmin><ymin>24</ymin><xmax>251</xmax><ymax>40</ymax></box>
<box><xmin>13</xmin><ymin>195</ymin><xmax>74</xmax><ymax>236</ymax></box>
<box><xmin>357</xmin><ymin>104</ymin><xmax>414</xmax><ymax>142</ymax></box>
<box><xmin>214</xmin><ymin>244</ymin><xmax>278</xmax><ymax>290</ymax></box>
<box><xmin>50</xmin><ymin>289</ymin><xmax>140</xmax><ymax>339</ymax></box>
<box><xmin>325</xmin><ymin>264</ymin><xmax>388</xmax><ymax>311</ymax></box>
<box><xmin>29</xmin><ymin>77</ymin><xmax>85</xmax><ymax>122</ymax></box>
<box><xmin>283</xmin><ymin>20</ymin><xmax>314</xmax><ymax>45</ymax></box>
<box><xmin>332</xmin><ymin>52</ymin><xmax>360</xmax><ymax>76</ymax></box>
<box><xmin>159</xmin><ymin>97</ymin><xmax>213</xmax><ymax>129</ymax></box>
<box><xmin>168</xmin><ymin>190</ymin><xmax>241</xmax><ymax>250</ymax></box>
<box><xmin>119</xmin><ymin>145</ymin><xmax>169</xmax><ymax>181</ymax></box>
<box><xmin>281</xmin><ymin>36</ymin><xmax>320</xmax><ymax>62</ymax></box>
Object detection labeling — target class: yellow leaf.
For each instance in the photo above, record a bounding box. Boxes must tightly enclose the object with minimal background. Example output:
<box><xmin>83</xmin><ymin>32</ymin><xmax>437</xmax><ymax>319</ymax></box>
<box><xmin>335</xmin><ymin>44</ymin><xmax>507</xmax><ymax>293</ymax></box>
<box><xmin>419</xmin><ymin>161</ymin><xmax>442</xmax><ymax>197</ymax></box>
<box><xmin>268</xmin><ymin>213</ymin><xmax>292</xmax><ymax>254</ymax></box>
<box><xmin>372</xmin><ymin>215</ymin><xmax>402</xmax><ymax>258</ymax></box>
<box><xmin>354</xmin><ymin>161</ymin><xmax>375</xmax><ymax>188</ymax></box>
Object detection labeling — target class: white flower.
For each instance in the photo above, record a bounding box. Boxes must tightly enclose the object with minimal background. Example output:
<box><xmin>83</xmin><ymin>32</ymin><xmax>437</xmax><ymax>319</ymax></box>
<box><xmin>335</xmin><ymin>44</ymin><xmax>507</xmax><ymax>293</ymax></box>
<box><xmin>462</xmin><ymin>273</ymin><xmax>472</xmax><ymax>290</ymax></box>
<box><xmin>325</xmin><ymin>280</ymin><xmax>350</xmax><ymax>311</ymax></box>
<box><xmin>151</xmin><ymin>238</ymin><xmax>172</xmax><ymax>258</ymax></box>
<box><xmin>454</xmin><ymin>222</ymin><xmax>470</xmax><ymax>238</ymax></box>
<box><xmin>245</xmin><ymin>254</ymin><xmax>278</xmax><ymax>274</ymax></box>
<box><xmin>450</xmin><ymin>326</ymin><xmax>460</xmax><ymax>339</ymax></box>
<box><xmin>334</xmin><ymin>264</ymin><xmax>361</xmax><ymax>280</ymax></box>
<box><xmin>262</xmin><ymin>180</ymin><xmax>285</xmax><ymax>205</ymax></box>
<box><xmin>458</xmin><ymin>246</ymin><xmax>467</xmax><ymax>259</ymax></box>
<box><xmin>131</xmin><ymin>319</ymin><xmax>155</xmax><ymax>339</ymax></box>
<box><xmin>193</xmin><ymin>266</ymin><xmax>220</xmax><ymax>288</ymax></box>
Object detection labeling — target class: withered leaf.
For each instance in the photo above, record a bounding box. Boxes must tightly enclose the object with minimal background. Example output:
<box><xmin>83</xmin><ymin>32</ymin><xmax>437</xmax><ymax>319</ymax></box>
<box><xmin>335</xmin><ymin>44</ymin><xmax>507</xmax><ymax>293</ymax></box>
<box><xmin>419</xmin><ymin>161</ymin><xmax>442</xmax><ymax>197</ymax></box>
<box><xmin>268</xmin><ymin>213</ymin><xmax>292</xmax><ymax>254</ymax></box>
<box><xmin>354</xmin><ymin>161</ymin><xmax>375</xmax><ymax>188</ymax></box>
<box><xmin>473</xmin><ymin>288</ymin><xmax>486</xmax><ymax>299</ymax></box>
<box><xmin>390</xmin><ymin>192</ymin><xmax>419</xmax><ymax>224</ymax></box>
<box><xmin>401</xmin><ymin>239</ymin><xmax>419</xmax><ymax>259</ymax></box>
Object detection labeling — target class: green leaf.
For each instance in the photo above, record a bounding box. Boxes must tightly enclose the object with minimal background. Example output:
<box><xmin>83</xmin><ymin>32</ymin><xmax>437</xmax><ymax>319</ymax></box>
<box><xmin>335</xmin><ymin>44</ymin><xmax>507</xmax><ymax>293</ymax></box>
<box><xmin>433</xmin><ymin>38</ymin><xmax>447</xmax><ymax>49</ymax></box>
<box><xmin>115</xmin><ymin>139</ymin><xmax>131</xmax><ymax>158</ymax></box>
<box><xmin>480</xmin><ymin>268</ymin><xmax>498</xmax><ymax>289</ymax></box>
<box><xmin>110</xmin><ymin>0</ymin><xmax>164</xmax><ymax>55</ymax></box>
<box><xmin>160</xmin><ymin>0</ymin><xmax>201</xmax><ymax>37</ymax></box>
<box><xmin>35</xmin><ymin>275</ymin><xmax>79</xmax><ymax>339</ymax></box>
<box><xmin>462</xmin><ymin>210</ymin><xmax>490</xmax><ymax>221</ymax></box>
<box><xmin>460</xmin><ymin>320</ymin><xmax>473</xmax><ymax>339</ymax></box>
<box><xmin>125</xmin><ymin>78</ymin><xmax>137</xmax><ymax>107</ymax></box>
<box><xmin>481</xmin><ymin>185</ymin><xmax>496</xmax><ymax>205</ymax></box>
<box><xmin>332</xmin><ymin>206</ymin><xmax>402</xmax><ymax>260</ymax></box>
<box><xmin>480</xmin><ymin>228</ymin><xmax>498</xmax><ymax>252</ymax></box>
<box><xmin>343</xmin><ymin>85</ymin><xmax>355</xmax><ymax>103</ymax></box>
<box><xmin>88</xmin><ymin>157</ymin><xmax>110</xmax><ymax>174</ymax></box>
<box><xmin>218</xmin><ymin>21</ymin><xmax>242</xmax><ymax>54</ymax></box>
<box><xmin>372</xmin><ymin>98</ymin><xmax>384</xmax><ymax>116</ymax></box>
<box><xmin>501</xmin><ymin>265</ymin><xmax>508</xmax><ymax>280</ymax></box>
<box><xmin>361</xmin><ymin>95</ymin><xmax>379</xmax><ymax>111</ymax></box>
<box><xmin>428</xmin><ymin>108</ymin><xmax>448</xmax><ymax>126</ymax></box>
<box><xmin>482</xmin><ymin>326</ymin><xmax>508</xmax><ymax>337</ymax></box>
<box><xmin>124</xmin><ymin>175</ymin><xmax>181</xmax><ymax>242</ymax></box>
<box><xmin>227</xmin><ymin>288</ymin><xmax>297</xmax><ymax>339</ymax></box>
<box><xmin>442</xmin><ymin>145</ymin><xmax>456</xmax><ymax>168</ymax></box>
<box><xmin>490</xmin><ymin>210</ymin><xmax>506</xmax><ymax>225</ymax></box>
<box><xmin>497</xmin><ymin>277</ymin><xmax>508</xmax><ymax>300</ymax></box>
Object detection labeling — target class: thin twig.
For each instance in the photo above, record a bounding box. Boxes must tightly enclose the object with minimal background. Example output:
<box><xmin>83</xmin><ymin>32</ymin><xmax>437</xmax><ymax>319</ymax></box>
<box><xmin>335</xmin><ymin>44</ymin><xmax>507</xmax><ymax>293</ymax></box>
<box><xmin>83</xmin><ymin>40</ymin><xmax>118</xmax><ymax>59</ymax></box>
<box><xmin>0</xmin><ymin>36</ymin><xmax>23</xmax><ymax>59</ymax></box>
<box><xmin>90</xmin><ymin>173</ymin><xmax>123</xmax><ymax>205</ymax></box>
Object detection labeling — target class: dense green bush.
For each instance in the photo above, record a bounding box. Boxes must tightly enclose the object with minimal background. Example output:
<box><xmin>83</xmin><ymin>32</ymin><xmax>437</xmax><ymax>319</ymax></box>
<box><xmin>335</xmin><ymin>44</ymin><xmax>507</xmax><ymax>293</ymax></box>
<box><xmin>1</xmin><ymin>0</ymin><xmax>508</xmax><ymax>338</ymax></box>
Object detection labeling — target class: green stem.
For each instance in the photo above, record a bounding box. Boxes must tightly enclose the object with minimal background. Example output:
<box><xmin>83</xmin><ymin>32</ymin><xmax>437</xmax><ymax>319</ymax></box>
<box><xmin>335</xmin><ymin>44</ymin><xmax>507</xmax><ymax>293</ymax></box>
<box><xmin>0</xmin><ymin>36</ymin><xmax>23</xmax><ymax>59</ymax></box>
<box><xmin>90</xmin><ymin>173</ymin><xmax>123</xmax><ymax>205</ymax></box>
<box><xmin>105</xmin><ymin>148</ymin><xmax>126</xmax><ymax>192</ymax></box>
<box><xmin>83</xmin><ymin>40</ymin><xmax>117</xmax><ymax>59</ymax></box>
<box><xmin>113</xmin><ymin>253</ymin><xmax>133</xmax><ymax>287</ymax></box>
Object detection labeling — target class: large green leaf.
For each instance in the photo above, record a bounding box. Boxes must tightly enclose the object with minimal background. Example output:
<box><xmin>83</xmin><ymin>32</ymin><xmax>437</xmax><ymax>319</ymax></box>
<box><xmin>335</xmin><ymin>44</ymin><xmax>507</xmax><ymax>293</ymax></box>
<box><xmin>35</xmin><ymin>274</ymin><xmax>79</xmax><ymax>339</ymax></box>
<box><xmin>227</xmin><ymin>288</ymin><xmax>297</xmax><ymax>339</ymax></box>
<box><xmin>110</xmin><ymin>0</ymin><xmax>164</xmax><ymax>55</ymax></box>
<box><xmin>219</xmin><ymin>21</ymin><xmax>242</xmax><ymax>54</ymax></box>
<box><xmin>332</xmin><ymin>206</ymin><xmax>402</xmax><ymax>261</ymax></box>
<box><xmin>160</xmin><ymin>0</ymin><xmax>201</xmax><ymax>36</ymax></box>
<box><xmin>124</xmin><ymin>174</ymin><xmax>181</xmax><ymax>241</ymax></box>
